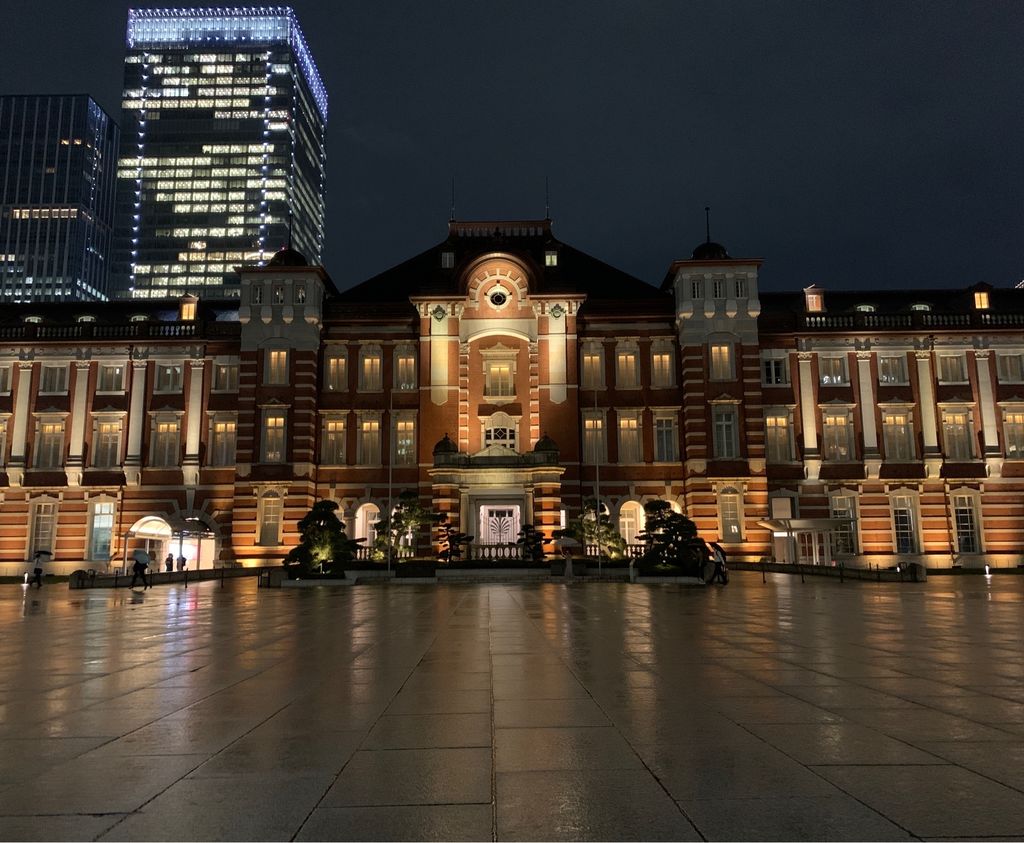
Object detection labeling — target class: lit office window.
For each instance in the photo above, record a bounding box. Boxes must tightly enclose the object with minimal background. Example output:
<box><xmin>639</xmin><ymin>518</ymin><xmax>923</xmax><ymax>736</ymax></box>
<box><xmin>617</xmin><ymin>413</ymin><xmax>641</xmax><ymax>463</ymax></box>
<box><xmin>942</xmin><ymin>410</ymin><xmax>973</xmax><ymax>459</ymax></box>
<box><xmin>89</xmin><ymin>501</ymin><xmax>115</xmax><ymax>562</ymax></box>
<box><xmin>265</xmin><ymin>350</ymin><xmax>288</xmax><ymax>385</ymax></box>
<box><xmin>583</xmin><ymin>413</ymin><xmax>605</xmax><ymax>464</ymax></box>
<box><xmin>394</xmin><ymin>349</ymin><xmax>416</xmax><ymax>390</ymax></box>
<box><xmin>210</xmin><ymin>419</ymin><xmax>237</xmax><ymax>466</ymax></box>
<box><xmin>581</xmin><ymin>345</ymin><xmax>604</xmax><ymax>389</ymax></box>
<box><xmin>485</xmin><ymin>361</ymin><xmax>515</xmax><ymax>397</ymax></box>
<box><xmin>359</xmin><ymin>347</ymin><xmax>382</xmax><ymax>391</ymax></box>
<box><xmin>878</xmin><ymin>355</ymin><xmax>908</xmax><ymax>384</ymax></box>
<box><xmin>654</xmin><ymin>414</ymin><xmax>678</xmax><ymax>462</ymax></box>
<box><xmin>1004</xmin><ymin>411</ymin><xmax>1024</xmax><ymax>458</ymax></box>
<box><xmin>262</xmin><ymin>411</ymin><xmax>286</xmax><ymax>462</ymax></box>
<box><xmin>325</xmin><ymin>351</ymin><xmax>347</xmax><ymax>391</ymax></box>
<box><xmin>321</xmin><ymin>419</ymin><xmax>345</xmax><ymax>464</ymax></box>
<box><xmin>93</xmin><ymin>421</ymin><xmax>122</xmax><ymax>468</ymax></box>
<box><xmin>615</xmin><ymin>347</ymin><xmax>639</xmax><ymax>388</ymax></box>
<box><xmin>882</xmin><ymin>412</ymin><xmax>914</xmax><ymax>460</ymax></box>
<box><xmin>765</xmin><ymin>412</ymin><xmax>792</xmax><ymax>462</ymax></box>
<box><xmin>709</xmin><ymin>344</ymin><xmax>733</xmax><ymax>381</ymax></box>
<box><xmin>357</xmin><ymin>417</ymin><xmax>380</xmax><ymax>465</ymax></box>
<box><xmin>35</xmin><ymin>422</ymin><xmax>65</xmax><ymax>468</ymax></box>
<box><xmin>712</xmin><ymin>405</ymin><xmax>739</xmax><ymax>459</ymax></box>
<box><xmin>151</xmin><ymin>420</ymin><xmax>180</xmax><ymax>466</ymax></box>
<box><xmin>394</xmin><ymin>418</ymin><xmax>416</xmax><ymax>466</ymax></box>
<box><xmin>822</xmin><ymin>412</ymin><xmax>852</xmax><ymax>461</ymax></box>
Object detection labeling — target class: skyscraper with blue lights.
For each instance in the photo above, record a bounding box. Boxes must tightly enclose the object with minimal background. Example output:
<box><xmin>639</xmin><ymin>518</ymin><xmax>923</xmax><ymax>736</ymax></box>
<box><xmin>0</xmin><ymin>94</ymin><xmax>119</xmax><ymax>302</ymax></box>
<box><xmin>113</xmin><ymin>7</ymin><xmax>327</xmax><ymax>298</ymax></box>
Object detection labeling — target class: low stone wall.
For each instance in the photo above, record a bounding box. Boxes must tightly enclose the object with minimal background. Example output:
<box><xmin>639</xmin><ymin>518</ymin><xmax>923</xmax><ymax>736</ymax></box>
<box><xmin>68</xmin><ymin>566</ymin><xmax>271</xmax><ymax>589</ymax></box>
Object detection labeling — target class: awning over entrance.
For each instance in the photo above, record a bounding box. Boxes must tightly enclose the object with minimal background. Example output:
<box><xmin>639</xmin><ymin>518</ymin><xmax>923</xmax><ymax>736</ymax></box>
<box><xmin>127</xmin><ymin>515</ymin><xmax>216</xmax><ymax>540</ymax></box>
<box><xmin>757</xmin><ymin>517</ymin><xmax>853</xmax><ymax>565</ymax></box>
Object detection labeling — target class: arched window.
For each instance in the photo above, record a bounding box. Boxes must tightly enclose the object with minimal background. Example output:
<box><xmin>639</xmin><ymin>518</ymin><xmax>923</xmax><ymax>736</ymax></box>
<box><xmin>355</xmin><ymin>503</ymin><xmax>381</xmax><ymax>545</ymax></box>
<box><xmin>618</xmin><ymin>501</ymin><xmax>645</xmax><ymax>545</ymax></box>
<box><xmin>484</xmin><ymin>411</ymin><xmax>518</xmax><ymax>451</ymax></box>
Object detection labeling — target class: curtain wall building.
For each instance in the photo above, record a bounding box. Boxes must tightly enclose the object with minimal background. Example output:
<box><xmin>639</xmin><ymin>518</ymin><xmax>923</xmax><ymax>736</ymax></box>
<box><xmin>112</xmin><ymin>7</ymin><xmax>327</xmax><ymax>300</ymax></box>
<box><xmin>0</xmin><ymin>95</ymin><xmax>119</xmax><ymax>302</ymax></box>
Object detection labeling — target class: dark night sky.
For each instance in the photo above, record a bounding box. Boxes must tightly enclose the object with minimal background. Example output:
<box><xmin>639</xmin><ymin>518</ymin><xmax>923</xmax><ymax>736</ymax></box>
<box><xmin>2</xmin><ymin>1</ymin><xmax>1023</xmax><ymax>293</ymax></box>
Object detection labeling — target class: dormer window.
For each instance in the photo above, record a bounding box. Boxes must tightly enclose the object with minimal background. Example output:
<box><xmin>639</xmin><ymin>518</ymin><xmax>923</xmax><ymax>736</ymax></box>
<box><xmin>76</xmin><ymin>315</ymin><xmax>97</xmax><ymax>323</ymax></box>
<box><xmin>24</xmin><ymin>316</ymin><xmax>42</xmax><ymax>324</ymax></box>
<box><xmin>910</xmin><ymin>303</ymin><xmax>931</xmax><ymax>312</ymax></box>
<box><xmin>804</xmin><ymin>286</ymin><xmax>824</xmax><ymax>313</ymax></box>
<box><xmin>441</xmin><ymin>251</ymin><xmax>455</xmax><ymax>269</ymax></box>
<box><xmin>855</xmin><ymin>304</ymin><xmax>875</xmax><ymax>313</ymax></box>
<box><xmin>129</xmin><ymin>314</ymin><xmax>148</xmax><ymax>323</ymax></box>
<box><xmin>974</xmin><ymin>291</ymin><xmax>990</xmax><ymax>310</ymax></box>
<box><xmin>545</xmin><ymin>250</ymin><xmax>558</xmax><ymax>267</ymax></box>
<box><xmin>179</xmin><ymin>296</ymin><xmax>197</xmax><ymax>321</ymax></box>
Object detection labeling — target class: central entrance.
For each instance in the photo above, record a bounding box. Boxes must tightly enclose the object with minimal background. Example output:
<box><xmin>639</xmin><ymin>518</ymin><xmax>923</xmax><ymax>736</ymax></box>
<box><xmin>479</xmin><ymin>505</ymin><xmax>521</xmax><ymax>544</ymax></box>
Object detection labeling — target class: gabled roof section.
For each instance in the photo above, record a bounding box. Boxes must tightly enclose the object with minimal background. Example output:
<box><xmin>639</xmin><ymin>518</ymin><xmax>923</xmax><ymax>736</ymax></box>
<box><xmin>337</xmin><ymin>218</ymin><xmax>667</xmax><ymax>304</ymax></box>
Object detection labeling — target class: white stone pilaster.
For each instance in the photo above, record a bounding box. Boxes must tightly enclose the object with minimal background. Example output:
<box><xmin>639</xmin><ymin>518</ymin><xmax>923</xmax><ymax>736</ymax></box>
<box><xmin>856</xmin><ymin>351</ymin><xmax>881</xmax><ymax>478</ymax></box>
<box><xmin>915</xmin><ymin>351</ymin><xmax>942</xmax><ymax>478</ymax></box>
<box><xmin>797</xmin><ymin>352</ymin><xmax>820</xmax><ymax>479</ymax></box>
<box><xmin>66</xmin><ymin>361</ymin><xmax>91</xmax><ymax>486</ymax></box>
<box><xmin>124</xmin><ymin>360</ymin><xmax>147</xmax><ymax>486</ymax></box>
<box><xmin>7</xmin><ymin>362</ymin><xmax>33</xmax><ymax>487</ymax></box>
<box><xmin>183</xmin><ymin>358</ymin><xmax>205</xmax><ymax>487</ymax></box>
<box><xmin>974</xmin><ymin>350</ymin><xmax>1003</xmax><ymax>476</ymax></box>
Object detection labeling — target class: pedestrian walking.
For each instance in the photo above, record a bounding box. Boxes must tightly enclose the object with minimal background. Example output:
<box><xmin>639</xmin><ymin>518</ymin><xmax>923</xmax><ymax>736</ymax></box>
<box><xmin>176</xmin><ymin>554</ymin><xmax>187</xmax><ymax>572</ymax></box>
<box><xmin>164</xmin><ymin>553</ymin><xmax>174</xmax><ymax>572</ymax></box>
<box><xmin>130</xmin><ymin>550</ymin><xmax>152</xmax><ymax>589</ymax></box>
<box><xmin>709</xmin><ymin>541</ymin><xmax>729</xmax><ymax>584</ymax></box>
<box><xmin>30</xmin><ymin>550</ymin><xmax>50</xmax><ymax>588</ymax></box>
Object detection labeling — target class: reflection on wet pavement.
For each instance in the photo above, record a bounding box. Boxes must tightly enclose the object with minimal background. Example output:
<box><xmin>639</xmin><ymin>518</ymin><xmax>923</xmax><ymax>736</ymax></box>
<box><xmin>1</xmin><ymin>573</ymin><xmax>1023</xmax><ymax>840</ymax></box>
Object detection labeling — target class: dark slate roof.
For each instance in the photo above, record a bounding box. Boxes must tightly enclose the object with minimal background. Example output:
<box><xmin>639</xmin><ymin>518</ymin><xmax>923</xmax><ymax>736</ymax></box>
<box><xmin>336</xmin><ymin>219</ymin><xmax>668</xmax><ymax>304</ymax></box>
<box><xmin>0</xmin><ymin>297</ymin><xmax>239</xmax><ymax>326</ymax></box>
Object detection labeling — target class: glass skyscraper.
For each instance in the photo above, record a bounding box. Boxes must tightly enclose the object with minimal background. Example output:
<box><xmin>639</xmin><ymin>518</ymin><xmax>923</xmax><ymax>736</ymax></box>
<box><xmin>114</xmin><ymin>7</ymin><xmax>327</xmax><ymax>299</ymax></box>
<box><xmin>0</xmin><ymin>95</ymin><xmax>119</xmax><ymax>302</ymax></box>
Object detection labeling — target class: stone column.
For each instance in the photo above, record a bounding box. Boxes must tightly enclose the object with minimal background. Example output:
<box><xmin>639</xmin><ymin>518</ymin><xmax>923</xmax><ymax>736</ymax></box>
<box><xmin>124</xmin><ymin>360</ymin><xmax>147</xmax><ymax>486</ymax></box>
<box><xmin>797</xmin><ymin>352</ymin><xmax>820</xmax><ymax>480</ymax></box>
<box><xmin>66</xmin><ymin>361</ymin><xmax>91</xmax><ymax>486</ymax></box>
<box><xmin>428</xmin><ymin>306</ymin><xmax>449</xmax><ymax>406</ymax></box>
<box><xmin>856</xmin><ymin>351</ymin><xmax>881</xmax><ymax>478</ymax></box>
<box><xmin>973</xmin><ymin>350</ymin><xmax>1003</xmax><ymax>476</ymax></box>
<box><xmin>7</xmin><ymin>362</ymin><xmax>34</xmax><ymax>487</ymax></box>
<box><xmin>915</xmin><ymin>350</ymin><xmax>942</xmax><ymax>478</ymax></box>
<box><xmin>183</xmin><ymin>358</ymin><xmax>205</xmax><ymax>487</ymax></box>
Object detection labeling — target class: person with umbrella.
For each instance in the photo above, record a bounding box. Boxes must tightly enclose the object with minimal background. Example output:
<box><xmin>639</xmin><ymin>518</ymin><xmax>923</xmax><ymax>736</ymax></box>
<box><xmin>130</xmin><ymin>549</ymin><xmax>152</xmax><ymax>590</ymax></box>
<box><xmin>709</xmin><ymin>541</ymin><xmax>729</xmax><ymax>584</ymax></box>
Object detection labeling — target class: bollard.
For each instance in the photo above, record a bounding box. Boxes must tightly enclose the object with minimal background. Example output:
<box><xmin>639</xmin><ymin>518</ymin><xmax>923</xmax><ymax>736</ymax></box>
<box><xmin>184</xmin><ymin>569</ymin><xmax>188</xmax><ymax>589</ymax></box>
<box><xmin>761</xmin><ymin>561</ymin><xmax>766</xmax><ymax>584</ymax></box>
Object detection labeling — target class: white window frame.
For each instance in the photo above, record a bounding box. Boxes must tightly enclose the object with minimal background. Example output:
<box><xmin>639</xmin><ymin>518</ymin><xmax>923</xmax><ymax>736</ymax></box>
<box><xmin>211</xmin><ymin>357</ymin><xmax>239</xmax><ymax>392</ymax></box>
<box><xmin>881</xmin><ymin>408</ymin><xmax>915</xmax><ymax>461</ymax></box>
<box><xmin>650</xmin><ymin>341</ymin><xmax>675</xmax><ymax>389</ymax></box>
<box><xmin>257</xmin><ymin>490</ymin><xmax>284</xmax><ymax>546</ymax></box>
<box><xmin>356</xmin><ymin>412</ymin><xmax>381</xmax><ymax>466</ymax></box>
<box><xmin>996</xmin><ymin>353</ymin><xmax>1024</xmax><ymax>384</ymax></box>
<box><xmin>581</xmin><ymin>343</ymin><xmax>605</xmax><ymax>390</ymax></box>
<box><xmin>818</xmin><ymin>355</ymin><xmax>849</xmax><ymax>386</ymax></box>
<box><xmin>821</xmin><ymin>409</ymin><xmax>853</xmax><ymax>461</ymax></box>
<box><xmin>33</xmin><ymin>417</ymin><xmax>66</xmax><ymax>469</ymax></box>
<box><xmin>937</xmin><ymin>353</ymin><xmax>968</xmax><ymax>385</ymax></box>
<box><xmin>87</xmin><ymin>498</ymin><xmax>116</xmax><ymax>563</ymax></box>
<box><xmin>615</xmin><ymin>342</ymin><xmax>640</xmax><ymax>390</ymax></box>
<box><xmin>951</xmin><ymin>489</ymin><xmax>982</xmax><ymax>554</ymax></box>
<box><xmin>717</xmin><ymin>487</ymin><xmax>744</xmax><ymax>543</ymax></box>
<box><xmin>394</xmin><ymin>346</ymin><xmax>417</xmax><ymax>391</ymax></box>
<box><xmin>483</xmin><ymin>358</ymin><xmax>516</xmax><ymax>399</ymax></box>
<box><xmin>764</xmin><ymin>408</ymin><xmax>794</xmax><ymax>463</ymax></box>
<box><xmin>29</xmin><ymin>497</ymin><xmax>58</xmax><ymax>559</ymax></box>
<box><xmin>712</xmin><ymin>403</ymin><xmax>740</xmax><ymax>459</ymax></box>
<box><xmin>96</xmin><ymin>363</ymin><xmax>127</xmax><ymax>394</ymax></box>
<box><xmin>358</xmin><ymin>345</ymin><xmax>383</xmax><ymax>392</ymax></box>
<box><xmin>618</xmin><ymin>501</ymin><xmax>645</xmax><ymax>546</ymax></box>
<box><xmin>39</xmin><ymin>363</ymin><xmax>69</xmax><ymax>395</ymax></box>
<box><xmin>829</xmin><ymin>490</ymin><xmax>859</xmax><ymax>555</ymax></box>
<box><xmin>653</xmin><ymin>411</ymin><xmax>678</xmax><ymax>463</ymax></box>
<box><xmin>617</xmin><ymin>411</ymin><xmax>641</xmax><ymax>464</ymax></box>
<box><xmin>941</xmin><ymin>407</ymin><xmax>975</xmax><ymax>460</ymax></box>
<box><xmin>153</xmin><ymin>361</ymin><xmax>184</xmax><ymax>394</ymax></box>
<box><xmin>0</xmin><ymin>364</ymin><xmax>12</xmax><ymax>395</ymax></box>
<box><xmin>150</xmin><ymin>415</ymin><xmax>182</xmax><ymax>467</ymax></box>
<box><xmin>891</xmin><ymin>492</ymin><xmax>920</xmax><ymax>554</ymax></box>
<box><xmin>878</xmin><ymin>354</ymin><xmax>909</xmax><ymax>385</ymax></box>
<box><xmin>393</xmin><ymin>413</ymin><xmax>417</xmax><ymax>466</ymax></box>
<box><xmin>92</xmin><ymin>417</ymin><xmax>124</xmax><ymax>468</ymax></box>
<box><xmin>483</xmin><ymin>411</ymin><xmax>519</xmax><ymax>452</ymax></box>
<box><xmin>321</xmin><ymin>416</ymin><xmax>347</xmax><ymax>465</ymax></box>
<box><xmin>261</xmin><ymin>409</ymin><xmax>287</xmax><ymax>464</ymax></box>
<box><xmin>324</xmin><ymin>348</ymin><xmax>348</xmax><ymax>392</ymax></box>
<box><xmin>264</xmin><ymin>349</ymin><xmax>289</xmax><ymax>386</ymax></box>
<box><xmin>709</xmin><ymin>342</ymin><xmax>734</xmax><ymax>381</ymax></box>
<box><xmin>208</xmin><ymin>414</ymin><xmax>237</xmax><ymax>466</ymax></box>
<box><xmin>1003</xmin><ymin>407</ymin><xmax>1024</xmax><ymax>459</ymax></box>
<box><xmin>582</xmin><ymin>410</ymin><xmax>607</xmax><ymax>464</ymax></box>
<box><xmin>761</xmin><ymin>351</ymin><xmax>789</xmax><ymax>386</ymax></box>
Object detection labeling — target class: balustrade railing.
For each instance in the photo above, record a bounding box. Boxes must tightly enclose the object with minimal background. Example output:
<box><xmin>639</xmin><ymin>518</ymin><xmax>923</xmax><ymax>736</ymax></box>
<box><xmin>466</xmin><ymin>543</ymin><xmax>523</xmax><ymax>561</ymax></box>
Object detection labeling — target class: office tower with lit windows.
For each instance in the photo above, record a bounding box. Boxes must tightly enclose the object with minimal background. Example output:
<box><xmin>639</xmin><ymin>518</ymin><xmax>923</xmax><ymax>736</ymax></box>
<box><xmin>113</xmin><ymin>7</ymin><xmax>327</xmax><ymax>298</ymax></box>
<box><xmin>0</xmin><ymin>95</ymin><xmax>119</xmax><ymax>302</ymax></box>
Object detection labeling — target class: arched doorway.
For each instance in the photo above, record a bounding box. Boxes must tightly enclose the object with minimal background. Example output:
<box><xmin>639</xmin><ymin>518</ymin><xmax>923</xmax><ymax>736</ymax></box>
<box><xmin>125</xmin><ymin>515</ymin><xmax>219</xmax><ymax>572</ymax></box>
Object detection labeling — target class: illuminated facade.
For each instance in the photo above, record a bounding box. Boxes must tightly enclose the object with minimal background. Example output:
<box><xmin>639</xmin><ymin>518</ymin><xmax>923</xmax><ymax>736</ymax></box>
<box><xmin>112</xmin><ymin>7</ymin><xmax>327</xmax><ymax>299</ymax></box>
<box><xmin>0</xmin><ymin>95</ymin><xmax>119</xmax><ymax>302</ymax></box>
<box><xmin>2</xmin><ymin>220</ymin><xmax>1024</xmax><ymax>575</ymax></box>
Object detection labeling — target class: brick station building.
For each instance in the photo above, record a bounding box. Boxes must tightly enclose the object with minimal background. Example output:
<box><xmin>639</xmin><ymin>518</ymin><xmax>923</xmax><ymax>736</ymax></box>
<box><xmin>1</xmin><ymin>218</ymin><xmax>1023</xmax><ymax>574</ymax></box>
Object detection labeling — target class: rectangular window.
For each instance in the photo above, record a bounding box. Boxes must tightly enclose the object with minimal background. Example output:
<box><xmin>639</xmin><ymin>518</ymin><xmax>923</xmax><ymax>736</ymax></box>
<box><xmin>581</xmin><ymin>347</ymin><xmax>603</xmax><ymax>389</ymax></box>
<box><xmin>617</xmin><ymin>413</ymin><xmax>641</xmax><ymax>463</ymax></box>
<box><xmin>394</xmin><ymin>418</ymin><xmax>416</xmax><ymax>465</ymax></box>
<box><xmin>882</xmin><ymin>412</ymin><xmax>914</xmax><ymax>460</ymax></box>
<box><xmin>734</xmin><ymin>278</ymin><xmax>747</xmax><ymax>298</ymax></box>
<box><xmin>1004</xmin><ymin>411</ymin><xmax>1024</xmax><ymax>458</ymax></box>
<box><xmin>709</xmin><ymin>344</ymin><xmax>733</xmax><ymax>381</ymax></box>
<box><xmin>583</xmin><ymin>413</ymin><xmax>605</xmax><ymax>464</ymax></box>
<box><xmin>942</xmin><ymin>410</ymin><xmax>973</xmax><ymax>459</ymax></box>
<box><xmin>359</xmin><ymin>349</ymin><xmax>382</xmax><ymax>391</ymax></box>
<box><xmin>357</xmin><ymin>417</ymin><xmax>380</xmax><ymax>465</ymax></box>
<box><xmin>974</xmin><ymin>291</ymin><xmax>990</xmax><ymax>310</ymax></box>
<box><xmin>953</xmin><ymin>495</ymin><xmax>979</xmax><ymax>553</ymax></box>
<box><xmin>654</xmin><ymin>415</ymin><xmax>678</xmax><ymax>462</ymax></box>
<box><xmin>89</xmin><ymin>501</ymin><xmax>115</xmax><ymax>562</ymax></box>
<box><xmin>154</xmin><ymin>363</ymin><xmax>183</xmax><ymax>392</ymax></box>
<box><xmin>325</xmin><ymin>353</ymin><xmax>347</xmax><ymax>391</ymax></box>
<box><xmin>878</xmin><ymin>355</ymin><xmax>908</xmax><ymax>385</ymax></box>
<box><xmin>712</xmin><ymin>279</ymin><xmax>726</xmax><ymax>299</ymax></box>
<box><xmin>93</xmin><ymin>421</ymin><xmax>122</xmax><ymax>468</ymax></box>
<box><xmin>258</xmin><ymin>494</ymin><xmax>282</xmax><ymax>546</ymax></box>
<box><xmin>938</xmin><ymin>354</ymin><xmax>967</xmax><ymax>384</ymax></box>
<box><xmin>892</xmin><ymin>495</ymin><xmax>917</xmax><ymax>554</ymax></box>
<box><xmin>31</xmin><ymin>502</ymin><xmax>56</xmax><ymax>556</ymax></box>
<box><xmin>615</xmin><ymin>349</ymin><xmax>639</xmax><ymax>388</ymax></box>
<box><xmin>395</xmin><ymin>351</ymin><xmax>416</xmax><ymax>390</ymax></box>
<box><xmin>762</xmin><ymin>356</ymin><xmax>789</xmax><ymax>386</ymax></box>
<box><xmin>293</xmin><ymin>285</ymin><xmax>306</xmax><ymax>304</ymax></box>
<box><xmin>712</xmin><ymin>405</ymin><xmax>739</xmax><ymax>459</ymax></box>
<box><xmin>321</xmin><ymin>419</ymin><xmax>346</xmax><ymax>464</ymax></box>
<box><xmin>484</xmin><ymin>419</ymin><xmax>517</xmax><ymax>450</ymax></box>
<box><xmin>765</xmin><ymin>412</ymin><xmax>792</xmax><ymax>462</ymax></box>
<box><xmin>651</xmin><ymin>348</ymin><xmax>674</xmax><ymax>388</ymax></box>
<box><xmin>262</xmin><ymin>412</ymin><xmax>286</xmax><ymax>463</ymax></box>
<box><xmin>819</xmin><ymin>356</ymin><xmax>848</xmax><ymax>386</ymax></box>
<box><xmin>485</xmin><ymin>361</ymin><xmax>515</xmax><ymax>397</ymax></box>
<box><xmin>690</xmin><ymin>279</ymin><xmax>703</xmax><ymax>299</ymax></box>
<box><xmin>35</xmin><ymin>422</ymin><xmax>64</xmax><ymax>468</ymax></box>
<box><xmin>997</xmin><ymin>354</ymin><xmax>1024</xmax><ymax>384</ymax></box>
<box><xmin>830</xmin><ymin>495</ymin><xmax>857</xmax><ymax>554</ymax></box>
<box><xmin>212</xmin><ymin>361</ymin><xmax>238</xmax><ymax>391</ymax></box>
<box><xmin>250</xmin><ymin>285</ymin><xmax>263</xmax><ymax>304</ymax></box>
<box><xmin>151</xmin><ymin>420</ymin><xmax>180</xmax><ymax>466</ymax></box>
<box><xmin>272</xmin><ymin>285</ymin><xmax>286</xmax><ymax>304</ymax></box>
<box><xmin>719</xmin><ymin>493</ymin><xmax>742</xmax><ymax>541</ymax></box>
<box><xmin>0</xmin><ymin>365</ymin><xmax>11</xmax><ymax>394</ymax></box>
<box><xmin>545</xmin><ymin>250</ymin><xmax>558</xmax><ymax>267</ymax></box>
<box><xmin>97</xmin><ymin>364</ymin><xmax>126</xmax><ymax>392</ymax></box>
<box><xmin>822</xmin><ymin>412</ymin><xmax>852</xmax><ymax>461</ymax></box>
<box><xmin>265</xmin><ymin>350</ymin><xmax>288</xmax><ymax>385</ymax></box>
<box><xmin>40</xmin><ymin>365</ymin><xmax>68</xmax><ymax>394</ymax></box>
<box><xmin>209</xmin><ymin>419</ymin><xmax>236</xmax><ymax>466</ymax></box>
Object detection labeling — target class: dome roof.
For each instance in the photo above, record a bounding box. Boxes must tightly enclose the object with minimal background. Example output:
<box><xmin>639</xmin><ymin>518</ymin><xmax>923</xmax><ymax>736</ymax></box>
<box><xmin>691</xmin><ymin>240</ymin><xmax>731</xmax><ymax>260</ymax></box>
<box><xmin>533</xmin><ymin>434</ymin><xmax>559</xmax><ymax>453</ymax></box>
<box><xmin>267</xmin><ymin>246</ymin><xmax>309</xmax><ymax>267</ymax></box>
<box><xmin>432</xmin><ymin>433</ymin><xmax>459</xmax><ymax>455</ymax></box>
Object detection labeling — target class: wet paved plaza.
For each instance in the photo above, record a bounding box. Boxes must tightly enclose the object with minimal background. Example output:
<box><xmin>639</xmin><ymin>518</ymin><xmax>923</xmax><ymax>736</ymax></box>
<box><xmin>2</xmin><ymin>574</ymin><xmax>1024</xmax><ymax>841</ymax></box>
